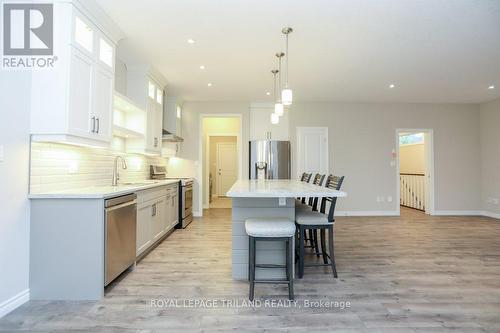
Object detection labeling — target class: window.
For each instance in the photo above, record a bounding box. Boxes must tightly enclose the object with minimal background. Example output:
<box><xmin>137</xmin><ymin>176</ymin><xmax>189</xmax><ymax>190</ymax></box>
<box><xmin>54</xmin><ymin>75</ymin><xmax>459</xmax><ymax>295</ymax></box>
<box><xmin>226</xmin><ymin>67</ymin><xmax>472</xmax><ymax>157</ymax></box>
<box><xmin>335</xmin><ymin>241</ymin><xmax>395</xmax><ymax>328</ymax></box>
<box><xmin>99</xmin><ymin>38</ymin><xmax>113</xmax><ymax>67</ymax></box>
<box><xmin>399</xmin><ymin>133</ymin><xmax>424</xmax><ymax>145</ymax></box>
<box><xmin>74</xmin><ymin>17</ymin><xmax>93</xmax><ymax>52</ymax></box>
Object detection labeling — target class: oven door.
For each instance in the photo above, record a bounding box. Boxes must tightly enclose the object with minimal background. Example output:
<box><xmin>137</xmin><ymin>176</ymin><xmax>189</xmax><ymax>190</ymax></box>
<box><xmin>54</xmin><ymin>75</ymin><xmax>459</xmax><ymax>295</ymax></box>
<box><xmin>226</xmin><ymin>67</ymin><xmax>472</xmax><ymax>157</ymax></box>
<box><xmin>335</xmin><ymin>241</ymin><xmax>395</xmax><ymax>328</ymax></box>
<box><xmin>183</xmin><ymin>184</ymin><xmax>193</xmax><ymax>219</ymax></box>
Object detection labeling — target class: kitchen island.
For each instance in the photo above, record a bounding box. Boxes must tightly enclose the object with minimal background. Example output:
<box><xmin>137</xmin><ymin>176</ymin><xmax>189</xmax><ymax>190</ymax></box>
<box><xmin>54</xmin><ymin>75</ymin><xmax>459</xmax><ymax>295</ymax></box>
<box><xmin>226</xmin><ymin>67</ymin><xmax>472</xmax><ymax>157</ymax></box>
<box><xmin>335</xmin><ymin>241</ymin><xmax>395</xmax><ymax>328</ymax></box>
<box><xmin>227</xmin><ymin>179</ymin><xmax>347</xmax><ymax>279</ymax></box>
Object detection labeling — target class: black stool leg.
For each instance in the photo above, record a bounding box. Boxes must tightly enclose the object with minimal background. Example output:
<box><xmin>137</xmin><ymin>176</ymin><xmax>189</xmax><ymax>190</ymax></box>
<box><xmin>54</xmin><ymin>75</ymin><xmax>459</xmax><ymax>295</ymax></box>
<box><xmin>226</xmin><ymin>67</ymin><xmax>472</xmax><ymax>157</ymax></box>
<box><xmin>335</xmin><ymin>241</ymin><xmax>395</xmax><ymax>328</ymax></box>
<box><xmin>308</xmin><ymin>229</ymin><xmax>314</xmax><ymax>247</ymax></box>
<box><xmin>313</xmin><ymin>229</ymin><xmax>320</xmax><ymax>257</ymax></box>
<box><xmin>320</xmin><ymin>229</ymin><xmax>328</xmax><ymax>264</ymax></box>
<box><xmin>328</xmin><ymin>227</ymin><xmax>338</xmax><ymax>278</ymax></box>
<box><xmin>248</xmin><ymin>236</ymin><xmax>252</xmax><ymax>281</ymax></box>
<box><xmin>299</xmin><ymin>226</ymin><xmax>305</xmax><ymax>278</ymax></box>
<box><xmin>287</xmin><ymin>236</ymin><xmax>294</xmax><ymax>300</ymax></box>
<box><xmin>249</xmin><ymin>236</ymin><xmax>256</xmax><ymax>300</ymax></box>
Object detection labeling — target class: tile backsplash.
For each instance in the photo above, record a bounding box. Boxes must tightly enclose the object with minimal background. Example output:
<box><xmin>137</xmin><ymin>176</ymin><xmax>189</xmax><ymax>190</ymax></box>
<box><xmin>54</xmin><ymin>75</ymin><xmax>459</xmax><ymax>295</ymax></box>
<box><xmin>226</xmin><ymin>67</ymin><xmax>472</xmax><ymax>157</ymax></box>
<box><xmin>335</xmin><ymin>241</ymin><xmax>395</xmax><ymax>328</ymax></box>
<box><xmin>30</xmin><ymin>140</ymin><xmax>167</xmax><ymax>193</ymax></box>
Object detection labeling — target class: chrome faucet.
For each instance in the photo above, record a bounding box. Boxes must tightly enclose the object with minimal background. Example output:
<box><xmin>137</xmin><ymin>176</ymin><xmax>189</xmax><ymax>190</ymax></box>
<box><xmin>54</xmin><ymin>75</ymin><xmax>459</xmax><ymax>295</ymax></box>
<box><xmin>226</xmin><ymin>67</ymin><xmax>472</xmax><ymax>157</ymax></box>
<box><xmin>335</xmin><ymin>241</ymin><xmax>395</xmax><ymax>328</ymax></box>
<box><xmin>112</xmin><ymin>155</ymin><xmax>128</xmax><ymax>186</ymax></box>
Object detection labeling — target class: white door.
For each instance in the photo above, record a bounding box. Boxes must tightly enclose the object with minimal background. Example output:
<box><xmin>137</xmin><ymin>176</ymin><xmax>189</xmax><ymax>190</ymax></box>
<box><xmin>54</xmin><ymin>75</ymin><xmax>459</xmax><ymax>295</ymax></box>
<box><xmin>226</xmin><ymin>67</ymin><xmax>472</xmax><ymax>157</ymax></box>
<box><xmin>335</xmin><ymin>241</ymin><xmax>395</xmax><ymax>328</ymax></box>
<box><xmin>217</xmin><ymin>142</ymin><xmax>238</xmax><ymax>196</ymax></box>
<box><xmin>296</xmin><ymin>127</ymin><xmax>329</xmax><ymax>177</ymax></box>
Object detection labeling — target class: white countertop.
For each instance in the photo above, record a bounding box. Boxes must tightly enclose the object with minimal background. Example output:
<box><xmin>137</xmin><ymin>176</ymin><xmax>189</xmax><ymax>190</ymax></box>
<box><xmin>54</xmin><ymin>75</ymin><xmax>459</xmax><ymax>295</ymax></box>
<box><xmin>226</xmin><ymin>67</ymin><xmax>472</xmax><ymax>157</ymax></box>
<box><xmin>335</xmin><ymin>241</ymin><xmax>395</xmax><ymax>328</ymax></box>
<box><xmin>226</xmin><ymin>179</ymin><xmax>347</xmax><ymax>198</ymax></box>
<box><xmin>28</xmin><ymin>179</ymin><xmax>181</xmax><ymax>199</ymax></box>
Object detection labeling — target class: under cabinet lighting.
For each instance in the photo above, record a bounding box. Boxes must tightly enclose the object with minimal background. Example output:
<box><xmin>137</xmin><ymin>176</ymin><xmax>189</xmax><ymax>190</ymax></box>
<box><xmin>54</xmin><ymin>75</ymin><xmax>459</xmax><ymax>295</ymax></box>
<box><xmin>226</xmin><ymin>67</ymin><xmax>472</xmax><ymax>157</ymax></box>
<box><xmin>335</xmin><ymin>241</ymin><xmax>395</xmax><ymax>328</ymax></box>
<box><xmin>389</xmin><ymin>84</ymin><xmax>395</xmax><ymax>88</ymax></box>
<box><xmin>207</xmin><ymin>83</ymin><xmax>212</xmax><ymax>87</ymax></box>
<box><xmin>199</xmin><ymin>65</ymin><xmax>205</xmax><ymax>70</ymax></box>
<box><xmin>187</xmin><ymin>39</ymin><xmax>195</xmax><ymax>44</ymax></box>
<box><xmin>488</xmin><ymin>85</ymin><xmax>495</xmax><ymax>90</ymax></box>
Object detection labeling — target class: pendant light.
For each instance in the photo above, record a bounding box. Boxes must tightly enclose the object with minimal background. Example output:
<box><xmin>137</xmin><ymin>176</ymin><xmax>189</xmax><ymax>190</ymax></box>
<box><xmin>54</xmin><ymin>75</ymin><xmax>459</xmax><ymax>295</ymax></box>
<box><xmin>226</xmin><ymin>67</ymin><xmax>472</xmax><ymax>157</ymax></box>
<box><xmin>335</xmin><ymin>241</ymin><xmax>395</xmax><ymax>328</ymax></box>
<box><xmin>281</xmin><ymin>27</ymin><xmax>293</xmax><ymax>105</ymax></box>
<box><xmin>270</xmin><ymin>69</ymin><xmax>280</xmax><ymax>124</ymax></box>
<box><xmin>275</xmin><ymin>52</ymin><xmax>285</xmax><ymax>116</ymax></box>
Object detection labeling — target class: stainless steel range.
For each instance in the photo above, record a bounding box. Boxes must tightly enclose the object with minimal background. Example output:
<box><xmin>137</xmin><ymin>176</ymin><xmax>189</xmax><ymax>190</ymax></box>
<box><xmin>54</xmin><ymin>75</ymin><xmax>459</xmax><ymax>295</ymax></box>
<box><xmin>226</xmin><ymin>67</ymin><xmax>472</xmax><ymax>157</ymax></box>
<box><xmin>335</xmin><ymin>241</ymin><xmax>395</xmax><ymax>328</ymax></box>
<box><xmin>150</xmin><ymin>165</ymin><xmax>194</xmax><ymax>228</ymax></box>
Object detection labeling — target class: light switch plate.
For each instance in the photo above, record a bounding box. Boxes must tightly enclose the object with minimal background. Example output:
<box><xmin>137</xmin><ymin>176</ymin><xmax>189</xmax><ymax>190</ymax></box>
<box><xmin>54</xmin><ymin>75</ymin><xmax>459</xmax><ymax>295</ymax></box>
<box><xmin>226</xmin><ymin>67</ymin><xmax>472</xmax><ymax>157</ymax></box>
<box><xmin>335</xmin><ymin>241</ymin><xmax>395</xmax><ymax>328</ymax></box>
<box><xmin>278</xmin><ymin>197</ymin><xmax>286</xmax><ymax>206</ymax></box>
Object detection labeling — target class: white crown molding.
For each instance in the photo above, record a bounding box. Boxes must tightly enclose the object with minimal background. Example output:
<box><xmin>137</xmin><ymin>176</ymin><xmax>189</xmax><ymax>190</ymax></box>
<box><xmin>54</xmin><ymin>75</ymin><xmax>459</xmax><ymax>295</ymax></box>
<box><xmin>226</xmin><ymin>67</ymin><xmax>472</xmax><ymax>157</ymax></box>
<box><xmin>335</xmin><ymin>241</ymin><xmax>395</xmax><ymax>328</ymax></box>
<box><xmin>0</xmin><ymin>289</ymin><xmax>29</xmax><ymax>318</ymax></box>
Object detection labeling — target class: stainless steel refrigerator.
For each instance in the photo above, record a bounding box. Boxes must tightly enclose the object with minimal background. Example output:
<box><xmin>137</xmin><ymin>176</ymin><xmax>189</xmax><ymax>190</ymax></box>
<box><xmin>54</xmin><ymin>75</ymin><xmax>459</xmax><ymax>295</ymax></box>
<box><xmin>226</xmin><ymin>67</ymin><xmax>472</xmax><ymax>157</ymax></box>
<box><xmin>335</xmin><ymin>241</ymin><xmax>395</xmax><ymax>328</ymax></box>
<box><xmin>249</xmin><ymin>140</ymin><xmax>291</xmax><ymax>179</ymax></box>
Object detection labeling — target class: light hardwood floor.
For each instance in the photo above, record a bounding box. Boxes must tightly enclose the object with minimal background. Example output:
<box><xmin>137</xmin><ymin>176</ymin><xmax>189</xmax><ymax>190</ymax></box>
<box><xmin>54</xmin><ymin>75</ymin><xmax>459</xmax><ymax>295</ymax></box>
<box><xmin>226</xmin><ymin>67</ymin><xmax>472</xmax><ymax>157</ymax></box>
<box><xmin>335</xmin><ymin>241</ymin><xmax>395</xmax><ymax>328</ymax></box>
<box><xmin>1</xmin><ymin>208</ymin><xmax>500</xmax><ymax>332</ymax></box>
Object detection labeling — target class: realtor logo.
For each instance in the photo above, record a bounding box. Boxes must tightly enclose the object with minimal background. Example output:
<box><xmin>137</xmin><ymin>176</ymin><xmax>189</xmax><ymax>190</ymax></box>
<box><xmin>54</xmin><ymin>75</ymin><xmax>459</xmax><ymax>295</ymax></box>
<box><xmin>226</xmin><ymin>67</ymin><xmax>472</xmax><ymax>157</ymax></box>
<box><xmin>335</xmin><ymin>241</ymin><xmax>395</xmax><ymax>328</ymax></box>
<box><xmin>3</xmin><ymin>3</ymin><xmax>53</xmax><ymax>55</ymax></box>
<box><xmin>2</xmin><ymin>2</ymin><xmax>56</xmax><ymax>69</ymax></box>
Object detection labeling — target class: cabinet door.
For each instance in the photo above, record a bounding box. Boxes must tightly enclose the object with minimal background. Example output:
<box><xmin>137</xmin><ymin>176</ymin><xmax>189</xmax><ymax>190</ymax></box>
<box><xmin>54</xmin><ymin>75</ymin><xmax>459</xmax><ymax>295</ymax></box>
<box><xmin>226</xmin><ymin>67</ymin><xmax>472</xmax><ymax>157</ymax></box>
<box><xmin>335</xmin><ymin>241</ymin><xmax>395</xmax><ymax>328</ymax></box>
<box><xmin>151</xmin><ymin>198</ymin><xmax>166</xmax><ymax>242</ymax></box>
<box><xmin>67</xmin><ymin>48</ymin><xmax>93</xmax><ymax>137</ymax></box>
<box><xmin>136</xmin><ymin>203</ymin><xmax>152</xmax><ymax>256</ymax></box>
<box><xmin>171</xmin><ymin>192</ymin><xmax>179</xmax><ymax>228</ymax></box>
<box><xmin>250</xmin><ymin>107</ymin><xmax>289</xmax><ymax>140</ymax></box>
<box><xmin>93</xmin><ymin>66</ymin><xmax>113</xmax><ymax>142</ymax></box>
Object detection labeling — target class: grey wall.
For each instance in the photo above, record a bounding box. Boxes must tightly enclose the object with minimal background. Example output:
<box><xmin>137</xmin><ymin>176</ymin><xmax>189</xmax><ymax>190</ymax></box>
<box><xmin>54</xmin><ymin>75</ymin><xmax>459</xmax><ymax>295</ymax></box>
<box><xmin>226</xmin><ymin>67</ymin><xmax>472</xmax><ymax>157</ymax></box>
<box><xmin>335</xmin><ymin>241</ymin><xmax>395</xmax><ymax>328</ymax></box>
<box><xmin>288</xmin><ymin>102</ymin><xmax>482</xmax><ymax>213</ymax></box>
<box><xmin>0</xmin><ymin>71</ymin><xmax>31</xmax><ymax>313</ymax></box>
<box><xmin>479</xmin><ymin>98</ymin><xmax>500</xmax><ymax>215</ymax></box>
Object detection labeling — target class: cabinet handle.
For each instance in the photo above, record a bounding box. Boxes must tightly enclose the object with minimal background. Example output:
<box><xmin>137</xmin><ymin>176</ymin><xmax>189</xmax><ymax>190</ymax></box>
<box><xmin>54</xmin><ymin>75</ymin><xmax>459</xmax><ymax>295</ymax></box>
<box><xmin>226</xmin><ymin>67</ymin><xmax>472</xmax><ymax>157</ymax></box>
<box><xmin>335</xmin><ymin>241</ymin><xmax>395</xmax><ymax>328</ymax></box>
<box><xmin>96</xmin><ymin>117</ymin><xmax>100</xmax><ymax>134</ymax></box>
<box><xmin>152</xmin><ymin>204</ymin><xmax>156</xmax><ymax>216</ymax></box>
<box><xmin>91</xmin><ymin>117</ymin><xmax>96</xmax><ymax>133</ymax></box>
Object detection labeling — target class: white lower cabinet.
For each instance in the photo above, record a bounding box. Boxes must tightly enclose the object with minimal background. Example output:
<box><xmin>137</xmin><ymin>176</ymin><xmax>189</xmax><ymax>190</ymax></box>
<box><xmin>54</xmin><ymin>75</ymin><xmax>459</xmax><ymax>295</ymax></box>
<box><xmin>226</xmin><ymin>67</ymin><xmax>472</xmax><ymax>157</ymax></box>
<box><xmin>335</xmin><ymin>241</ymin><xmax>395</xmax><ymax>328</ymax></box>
<box><xmin>151</xmin><ymin>197</ymin><xmax>166</xmax><ymax>243</ymax></box>
<box><xmin>136</xmin><ymin>184</ymin><xmax>179</xmax><ymax>257</ymax></box>
<box><xmin>136</xmin><ymin>201</ymin><xmax>153</xmax><ymax>256</ymax></box>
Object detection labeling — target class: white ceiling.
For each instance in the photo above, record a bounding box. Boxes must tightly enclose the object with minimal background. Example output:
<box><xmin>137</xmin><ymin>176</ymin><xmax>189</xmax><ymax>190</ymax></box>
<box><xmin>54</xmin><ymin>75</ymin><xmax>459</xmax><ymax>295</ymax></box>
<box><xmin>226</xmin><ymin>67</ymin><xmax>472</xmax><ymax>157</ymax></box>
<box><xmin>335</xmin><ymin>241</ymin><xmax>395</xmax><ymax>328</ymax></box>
<box><xmin>96</xmin><ymin>0</ymin><xmax>500</xmax><ymax>103</ymax></box>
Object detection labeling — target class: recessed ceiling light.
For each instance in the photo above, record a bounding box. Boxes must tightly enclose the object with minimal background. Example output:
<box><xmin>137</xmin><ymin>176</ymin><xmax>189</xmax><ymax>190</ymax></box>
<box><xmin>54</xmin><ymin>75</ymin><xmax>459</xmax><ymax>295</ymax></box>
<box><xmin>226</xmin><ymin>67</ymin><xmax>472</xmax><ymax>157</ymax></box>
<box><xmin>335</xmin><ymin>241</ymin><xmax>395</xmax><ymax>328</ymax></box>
<box><xmin>199</xmin><ymin>65</ymin><xmax>205</xmax><ymax>70</ymax></box>
<box><xmin>207</xmin><ymin>83</ymin><xmax>212</xmax><ymax>87</ymax></box>
<box><xmin>389</xmin><ymin>84</ymin><xmax>395</xmax><ymax>89</ymax></box>
<box><xmin>266</xmin><ymin>92</ymin><xmax>271</xmax><ymax>96</ymax></box>
<box><xmin>187</xmin><ymin>39</ymin><xmax>195</xmax><ymax>44</ymax></box>
<box><xmin>488</xmin><ymin>85</ymin><xmax>495</xmax><ymax>90</ymax></box>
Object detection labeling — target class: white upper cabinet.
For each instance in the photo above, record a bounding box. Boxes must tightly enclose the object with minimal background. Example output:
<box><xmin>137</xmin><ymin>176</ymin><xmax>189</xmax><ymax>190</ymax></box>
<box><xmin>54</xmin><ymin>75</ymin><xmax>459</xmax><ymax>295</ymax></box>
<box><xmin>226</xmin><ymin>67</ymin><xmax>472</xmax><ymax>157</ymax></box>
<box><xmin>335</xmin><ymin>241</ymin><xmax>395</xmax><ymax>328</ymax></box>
<box><xmin>99</xmin><ymin>37</ymin><xmax>114</xmax><ymax>69</ymax></box>
<box><xmin>74</xmin><ymin>16</ymin><xmax>93</xmax><ymax>53</ymax></box>
<box><xmin>30</xmin><ymin>2</ymin><xmax>119</xmax><ymax>147</ymax></box>
<box><xmin>249</xmin><ymin>104</ymin><xmax>290</xmax><ymax>141</ymax></box>
<box><xmin>126</xmin><ymin>67</ymin><xmax>165</xmax><ymax>155</ymax></box>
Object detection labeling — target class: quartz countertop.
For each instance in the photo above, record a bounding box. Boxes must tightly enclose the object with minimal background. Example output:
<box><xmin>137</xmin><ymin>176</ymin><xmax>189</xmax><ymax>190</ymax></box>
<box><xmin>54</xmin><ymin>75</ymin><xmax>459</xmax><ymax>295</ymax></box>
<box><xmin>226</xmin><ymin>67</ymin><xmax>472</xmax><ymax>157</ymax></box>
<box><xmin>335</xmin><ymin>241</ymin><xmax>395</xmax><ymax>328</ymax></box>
<box><xmin>226</xmin><ymin>179</ymin><xmax>347</xmax><ymax>198</ymax></box>
<box><xmin>28</xmin><ymin>179</ymin><xmax>181</xmax><ymax>199</ymax></box>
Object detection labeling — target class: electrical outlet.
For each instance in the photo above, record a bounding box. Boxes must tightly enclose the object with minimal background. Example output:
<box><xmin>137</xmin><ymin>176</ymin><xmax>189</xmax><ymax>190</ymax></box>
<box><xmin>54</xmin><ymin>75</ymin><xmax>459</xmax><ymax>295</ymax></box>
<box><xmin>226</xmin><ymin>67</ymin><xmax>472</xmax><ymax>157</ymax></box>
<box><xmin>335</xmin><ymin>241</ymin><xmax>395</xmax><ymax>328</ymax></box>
<box><xmin>387</xmin><ymin>196</ymin><xmax>393</xmax><ymax>203</ymax></box>
<box><xmin>376</xmin><ymin>196</ymin><xmax>386</xmax><ymax>203</ymax></box>
<box><xmin>278</xmin><ymin>197</ymin><xmax>286</xmax><ymax>206</ymax></box>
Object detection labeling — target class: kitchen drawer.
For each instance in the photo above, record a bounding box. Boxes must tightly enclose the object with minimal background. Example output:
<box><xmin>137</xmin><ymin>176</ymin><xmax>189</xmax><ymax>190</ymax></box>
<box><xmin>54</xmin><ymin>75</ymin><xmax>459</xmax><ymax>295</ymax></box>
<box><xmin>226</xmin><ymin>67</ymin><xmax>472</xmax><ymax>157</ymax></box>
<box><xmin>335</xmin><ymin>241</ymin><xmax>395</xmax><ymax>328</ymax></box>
<box><xmin>136</xmin><ymin>186</ymin><xmax>168</xmax><ymax>204</ymax></box>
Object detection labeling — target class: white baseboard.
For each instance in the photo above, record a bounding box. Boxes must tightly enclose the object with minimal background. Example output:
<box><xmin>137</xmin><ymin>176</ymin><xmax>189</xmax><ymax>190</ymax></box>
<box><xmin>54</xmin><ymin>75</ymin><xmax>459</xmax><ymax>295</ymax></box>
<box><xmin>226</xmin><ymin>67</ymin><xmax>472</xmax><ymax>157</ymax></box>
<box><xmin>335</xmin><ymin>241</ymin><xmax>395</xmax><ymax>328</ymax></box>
<box><xmin>193</xmin><ymin>211</ymin><xmax>202</xmax><ymax>217</ymax></box>
<box><xmin>481</xmin><ymin>211</ymin><xmax>500</xmax><ymax>219</ymax></box>
<box><xmin>335</xmin><ymin>211</ymin><xmax>399</xmax><ymax>217</ymax></box>
<box><xmin>433</xmin><ymin>210</ymin><xmax>483</xmax><ymax>216</ymax></box>
<box><xmin>0</xmin><ymin>289</ymin><xmax>29</xmax><ymax>318</ymax></box>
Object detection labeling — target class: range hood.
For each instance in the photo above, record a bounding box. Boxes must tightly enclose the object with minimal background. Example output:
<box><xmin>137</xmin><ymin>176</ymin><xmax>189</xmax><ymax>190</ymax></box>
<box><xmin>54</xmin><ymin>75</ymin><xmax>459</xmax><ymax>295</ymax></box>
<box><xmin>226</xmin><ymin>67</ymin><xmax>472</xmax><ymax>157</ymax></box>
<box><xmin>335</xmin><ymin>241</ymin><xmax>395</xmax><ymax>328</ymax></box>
<box><xmin>162</xmin><ymin>130</ymin><xmax>184</xmax><ymax>142</ymax></box>
<box><xmin>163</xmin><ymin>95</ymin><xmax>184</xmax><ymax>142</ymax></box>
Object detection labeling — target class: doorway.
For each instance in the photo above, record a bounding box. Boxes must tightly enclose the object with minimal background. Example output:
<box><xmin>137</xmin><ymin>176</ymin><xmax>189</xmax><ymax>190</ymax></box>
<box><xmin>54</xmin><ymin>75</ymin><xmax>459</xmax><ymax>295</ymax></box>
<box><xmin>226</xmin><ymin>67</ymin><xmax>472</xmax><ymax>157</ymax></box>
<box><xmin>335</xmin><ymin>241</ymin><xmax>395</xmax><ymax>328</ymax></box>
<box><xmin>396</xmin><ymin>129</ymin><xmax>435</xmax><ymax>215</ymax></box>
<box><xmin>210</xmin><ymin>136</ymin><xmax>237</xmax><ymax>208</ymax></box>
<box><xmin>200</xmin><ymin>115</ymin><xmax>242</xmax><ymax>212</ymax></box>
<box><xmin>296</xmin><ymin>127</ymin><xmax>329</xmax><ymax>178</ymax></box>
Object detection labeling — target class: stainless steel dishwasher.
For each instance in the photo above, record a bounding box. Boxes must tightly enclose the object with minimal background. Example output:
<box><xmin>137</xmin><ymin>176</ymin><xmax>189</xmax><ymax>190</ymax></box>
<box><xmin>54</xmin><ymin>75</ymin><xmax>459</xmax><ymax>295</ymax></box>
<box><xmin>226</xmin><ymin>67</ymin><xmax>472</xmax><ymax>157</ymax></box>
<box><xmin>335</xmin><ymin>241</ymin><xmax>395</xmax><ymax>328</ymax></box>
<box><xmin>104</xmin><ymin>193</ymin><xmax>137</xmax><ymax>286</ymax></box>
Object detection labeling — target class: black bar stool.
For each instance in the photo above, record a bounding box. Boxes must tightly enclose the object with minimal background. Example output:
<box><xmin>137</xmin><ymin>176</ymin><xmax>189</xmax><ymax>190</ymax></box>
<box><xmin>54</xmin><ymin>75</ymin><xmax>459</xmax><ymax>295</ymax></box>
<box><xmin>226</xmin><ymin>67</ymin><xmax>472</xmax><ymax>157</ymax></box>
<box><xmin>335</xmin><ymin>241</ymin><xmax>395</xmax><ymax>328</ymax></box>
<box><xmin>296</xmin><ymin>173</ymin><xmax>326</xmax><ymax>255</ymax></box>
<box><xmin>245</xmin><ymin>218</ymin><xmax>296</xmax><ymax>301</ymax></box>
<box><xmin>295</xmin><ymin>175</ymin><xmax>345</xmax><ymax>278</ymax></box>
